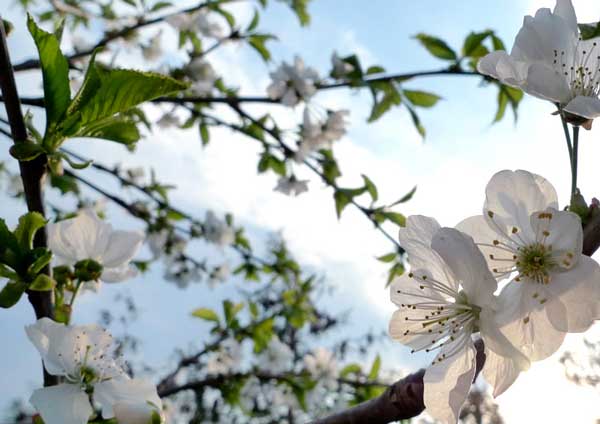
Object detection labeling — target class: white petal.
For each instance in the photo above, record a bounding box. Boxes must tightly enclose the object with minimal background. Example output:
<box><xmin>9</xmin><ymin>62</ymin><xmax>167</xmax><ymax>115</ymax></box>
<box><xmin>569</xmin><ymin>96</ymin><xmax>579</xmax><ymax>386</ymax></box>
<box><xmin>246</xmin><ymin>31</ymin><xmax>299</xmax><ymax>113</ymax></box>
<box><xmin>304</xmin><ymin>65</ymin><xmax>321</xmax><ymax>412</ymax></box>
<box><xmin>398</xmin><ymin>216</ymin><xmax>456</xmax><ymax>289</ymax></box>
<box><xmin>113</xmin><ymin>402</ymin><xmax>160</xmax><ymax>424</ymax></box>
<box><xmin>479</xmin><ymin>308</ymin><xmax>530</xmax><ymax>372</ymax></box>
<box><xmin>102</xmin><ymin>264</ymin><xmax>138</xmax><ymax>283</ymax></box>
<box><xmin>482</xmin><ymin>348</ymin><xmax>524</xmax><ymax>397</ymax></box>
<box><xmin>496</xmin><ymin>282</ymin><xmax>566</xmax><ymax>361</ymax></box>
<box><xmin>525</xmin><ymin>62</ymin><xmax>572</xmax><ymax>103</ymax></box>
<box><xmin>563</xmin><ymin>95</ymin><xmax>600</xmax><ymax>119</ymax></box>
<box><xmin>553</xmin><ymin>0</ymin><xmax>578</xmax><ymax>35</ymax></box>
<box><xmin>530</xmin><ymin>208</ymin><xmax>582</xmax><ymax>268</ymax></box>
<box><xmin>484</xmin><ymin>169</ymin><xmax>558</xmax><ymax>236</ymax></box>
<box><xmin>94</xmin><ymin>378</ymin><xmax>162</xmax><ymax>419</ymax></box>
<box><xmin>424</xmin><ymin>343</ymin><xmax>476</xmax><ymax>424</ymax></box>
<box><xmin>30</xmin><ymin>384</ymin><xmax>92</xmax><ymax>424</ymax></box>
<box><xmin>101</xmin><ymin>230</ymin><xmax>144</xmax><ymax>268</ymax></box>
<box><xmin>431</xmin><ymin>228</ymin><xmax>497</xmax><ymax>307</ymax></box>
<box><xmin>25</xmin><ymin>318</ymin><xmax>76</xmax><ymax>376</ymax></box>
<box><xmin>477</xmin><ymin>51</ymin><xmax>527</xmax><ymax>88</ymax></box>
<box><xmin>545</xmin><ymin>256</ymin><xmax>600</xmax><ymax>332</ymax></box>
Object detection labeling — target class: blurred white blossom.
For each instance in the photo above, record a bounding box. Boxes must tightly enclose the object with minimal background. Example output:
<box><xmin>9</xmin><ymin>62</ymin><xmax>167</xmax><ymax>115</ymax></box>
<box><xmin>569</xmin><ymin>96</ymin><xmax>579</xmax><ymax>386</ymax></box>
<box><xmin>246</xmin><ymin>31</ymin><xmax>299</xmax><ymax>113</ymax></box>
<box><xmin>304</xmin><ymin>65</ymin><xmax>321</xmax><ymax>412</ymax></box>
<box><xmin>267</xmin><ymin>56</ymin><xmax>319</xmax><ymax>106</ymax></box>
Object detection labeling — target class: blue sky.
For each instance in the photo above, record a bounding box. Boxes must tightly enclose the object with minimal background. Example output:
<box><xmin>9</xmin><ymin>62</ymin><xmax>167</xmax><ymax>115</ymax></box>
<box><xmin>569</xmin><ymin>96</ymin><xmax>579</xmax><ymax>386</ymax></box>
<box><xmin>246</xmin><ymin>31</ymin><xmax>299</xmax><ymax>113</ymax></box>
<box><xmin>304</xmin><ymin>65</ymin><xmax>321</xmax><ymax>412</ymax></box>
<box><xmin>1</xmin><ymin>0</ymin><xmax>600</xmax><ymax>423</ymax></box>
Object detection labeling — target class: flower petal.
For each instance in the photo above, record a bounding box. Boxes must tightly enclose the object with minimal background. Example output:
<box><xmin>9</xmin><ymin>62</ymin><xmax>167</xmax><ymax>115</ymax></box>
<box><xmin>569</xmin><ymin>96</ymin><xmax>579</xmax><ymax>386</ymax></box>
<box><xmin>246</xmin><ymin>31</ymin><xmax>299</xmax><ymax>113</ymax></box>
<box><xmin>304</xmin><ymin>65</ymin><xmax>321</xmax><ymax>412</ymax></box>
<box><xmin>545</xmin><ymin>256</ymin><xmax>600</xmax><ymax>332</ymax></box>
<box><xmin>479</xmin><ymin>309</ymin><xmax>530</xmax><ymax>371</ymax></box>
<box><xmin>424</xmin><ymin>342</ymin><xmax>476</xmax><ymax>424</ymax></box>
<box><xmin>525</xmin><ymin>62</ymin><xmax>572</xmax><ymax>103</ymax></box>
<box><xmin>477</xmin><ymin>51</ymin><xmax>528</xmax><ymax>88</ymax></box>
<box><xmin>530</xmin><ymin>208</ymin><xmax>582</xmax><ymax>268</ymax></box>
<box><xmin>94</xmin><ymin>378</ymin><xmax>162</xmax><ymax>419</ymax></box>
<box><xmin>563</xmin><ymin>95</ymin><xmax>600</xmax><ymax>119</ymax></box>
<box><xmin>398</xmin><ymin>216</ymin><xmax>455</xmax><ymax>288</ymax></box>
<box><xmin>553</xmin><ymin>0</ymin><xmax>578</xmax><ymax>36</ymax></box>
<box><xmin>25</xmin><ymin>318</ymin><xmax>77</xmax><ymax>376</ymax></box>
<box><xmin>113</xmin><ymin>402</ymin><xmax>161</xmax><ymax>424</ymax></box>
<box><xmin>30</xmin><ymin>384</ymin><xmax>92</xmax><ymax>424</ymax></box>
<box><xmin>431</xmin><ymin>228</ymin><xmax>497</xmax><ymax>307</ymax></box>
<box><xmin>482</xmin><ymin>348</ymin><xmax>524</xmax><ymax>397</ymax></box>
<box><xmin>101</xmin><ymin>230</ymin><xmax>144</xmax><ymax>268</ymax></box>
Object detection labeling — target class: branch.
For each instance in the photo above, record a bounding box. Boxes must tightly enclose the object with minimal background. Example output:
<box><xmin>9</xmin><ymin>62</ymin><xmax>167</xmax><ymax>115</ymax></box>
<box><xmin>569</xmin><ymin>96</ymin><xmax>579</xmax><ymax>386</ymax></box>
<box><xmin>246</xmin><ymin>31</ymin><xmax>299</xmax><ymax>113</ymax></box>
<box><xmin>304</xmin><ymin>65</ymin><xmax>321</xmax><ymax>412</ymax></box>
<box><xmin>12</xmin><ymin>0</ymin><xmax>245</xmax><ymax>72</ymax></box>
<box><xmin>0</xmin><ymin>15</ymin><xmax>56</xmax><ymax>386</ymax></box>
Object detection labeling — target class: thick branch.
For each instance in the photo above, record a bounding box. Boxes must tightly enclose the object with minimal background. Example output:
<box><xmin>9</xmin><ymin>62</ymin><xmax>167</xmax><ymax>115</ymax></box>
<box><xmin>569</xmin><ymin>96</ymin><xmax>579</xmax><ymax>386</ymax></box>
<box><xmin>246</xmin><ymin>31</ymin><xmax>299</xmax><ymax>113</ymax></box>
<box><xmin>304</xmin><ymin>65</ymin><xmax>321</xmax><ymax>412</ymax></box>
<box><xmin>0</xmin><ymin>15</ymin><xmax>56</xmax><ymax>386</ymax></box>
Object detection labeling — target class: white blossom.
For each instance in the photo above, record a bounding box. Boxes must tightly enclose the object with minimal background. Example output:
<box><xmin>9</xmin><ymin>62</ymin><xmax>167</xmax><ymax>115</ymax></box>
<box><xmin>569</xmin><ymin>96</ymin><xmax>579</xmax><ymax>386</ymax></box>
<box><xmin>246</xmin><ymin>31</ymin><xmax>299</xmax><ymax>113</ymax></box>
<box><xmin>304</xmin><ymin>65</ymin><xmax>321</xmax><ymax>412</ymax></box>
<box><xmin>156</xmin><ymin>112</ymin><xmax>181</xmax><ymax>129</ymax></box>
<box><xmin>296</xmin><ymin>108</ymin><xmax>349</xmax><ymax>161</ymax></box>
<box><xmin>267</xmin><ymin>56</ymin><xmax>319</xmax><ymax>106</ymax></box>
<box><xmin>257</xmin><ymin>337</ymin><xmax>293</xmax><ymax>373</ymax></box>
<box><xmin>206</xmin><ymin>338</ymin><xmax>242</xmax><ymax>375</ymax></box>
<box><xmin>147</xmin><ymin>229</ymin><xmax>187</xmax><ymax>259</ymax></box>
<box><xmin>113</xmin><ymin>401</ymin><xmax>164</xmax><ymax>424</ymax></box>
<box><xmin>390</xmin><ymin>217</ymin><xmax>530</xmax><ymax>422</ymax></box>
<box><xmin>48</xmin><ymin>209</ymin><xmax>144</xmax><ymax>283</ymax></box>
<box><xmin>27</xmin><ymin>318</ymin><xmax>161</xmax><ymax>424</ymax></box>
<box><xmin>304</xmin><ymin>348</ymin><xmax>337</xmax><ymax>389</ymax></box>
<box><xmin>457</xmin><ymin>170</ymin><xmax>600</xmax><ymax>361</ymax></box>
<box><xmin>209</xmin><ymin>263</ymin><xmax>230</xmax><ymax>287</ymax></box>
<box><xmin>185</xmin><ymin>57</ymin><xmax>217</xmax><ymax>95</ymax></box>
<box><xmin>204</xmin><ymin>211</ymin><xmax>235</xmax><ymax>247</ymax></box>
<box><xmin>142</xmin><ymin>33</ymin><xmax>163</xmax><ymax>61</ymax></box>
<box><xmin>167</xmin><ymin>11</ymin><xmax>223</xmax><ymax>38</ymax></box>
<box><xmin>274</xmin><ymin>176</ymin><xmax>309</xmax><ymax>196</ymax></box>
<box><xmin>478</xmin><ymin>0</ymin><xmax>600</xmax><ymax>124</ymax></box>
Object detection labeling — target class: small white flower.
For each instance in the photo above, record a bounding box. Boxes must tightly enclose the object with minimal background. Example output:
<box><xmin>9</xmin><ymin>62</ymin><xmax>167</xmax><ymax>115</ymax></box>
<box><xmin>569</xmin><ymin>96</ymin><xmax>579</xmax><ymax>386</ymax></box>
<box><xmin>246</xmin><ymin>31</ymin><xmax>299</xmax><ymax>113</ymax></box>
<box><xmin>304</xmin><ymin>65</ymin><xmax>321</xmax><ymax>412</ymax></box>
<box><xmin>209</xmin><ymin>263</ymin><xmax>230</xmax><ymax>287</ymax></box>
<box><xmin>163</xmin><ymin>255</ymin><xmax>201</xmax><ymax>289</ymax></box>
<box><xmin>185</xmin><ymin>58</ymin><xmax>217</xmax><ymax>96</ymax></box>
<box><xmin>331</xmin><ymin>52</ymin><xmax>354</xmax><ymax>79</ymax></box>
<box><xmin>458</xmin><ymin>170</ymin><xmax>600</xmax><ymax>360</ymax></box>
<box><xmin>167</xmin><ymin>11</ymin><xmax>223</xmax><ymax>38</ymax></box>
<box><xmin>204</xmin><ymin>211</ymin><xmax>235</xmax><ymax>247</ymax></box>
<box><xmin>156</xmin><ymin>112</ymin><xmax>180</xmax><ymax>129</ymax></box>
<box><xmin>257</xmin><ymin>337</ymin><xmax>293</xmax><ymax>373</ymax></box>
<box><xmin>296</xmin><ymin>108</ymin><xmax>349</xmax><ymax>161</ymax></box>
<box><xmin>304</xmin><ymin>348</ymin><xmax>337</xmax><ymax>389</ymax></box>
<box><xmin>48</xmin><ymin>209</ymin><xmax>144</xmax><ymax>283</ymax></box>
<box><xmin>147</xmin><ymin>229</ymin><xmax>187</xmax><ymax>259</ymax></box>
<box><xmin>390</xmin><ymin>217</ymin><xmax>530</xmax><ymax>422</ymax></box>
<box><xmin>113</xmin><ymin>401</ymin><xmax>164</xmax><ymax>424</ymax></box>
<box><xmin>206</xmin><ymin>338</ymin><xmax>242</xmax><ymax>375</ymax></box>
<box><xmin>142</xmin><ymin>33</ymin><xmax>163</xmax><ymax>61</ymax></box>
<box><xmin>478</xmin><ymin>0</ymin><xmax>600</xmax><ymax>123</ymax></box>
<box><xmin>125</xmin><ymin>167</ymin><xmax>145</xmax><ymax>185</ymax></box>
<box><xmin>27</xmin><ymin>318</ymin><xmax>161</xmax><ymax>424</ymax></box>
<box><xmin>267</xmin><ymin>56</ymin><xmax>319</xmax><ymax>106</ymax></box>
<box><xmin>274</xmin><ymin>176</ymin><xmax>309</xmax><ymax>196</ymax></box>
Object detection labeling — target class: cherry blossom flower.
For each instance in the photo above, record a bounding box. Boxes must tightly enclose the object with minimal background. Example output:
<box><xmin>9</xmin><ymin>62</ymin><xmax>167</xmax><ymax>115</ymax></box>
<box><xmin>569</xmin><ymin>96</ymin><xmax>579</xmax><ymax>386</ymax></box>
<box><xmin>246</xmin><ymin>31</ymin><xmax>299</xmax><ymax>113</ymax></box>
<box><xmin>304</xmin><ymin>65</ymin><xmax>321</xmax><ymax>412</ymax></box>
<box><xmin>27</xmin><ymin>318</ymin><xmax>161</xmax><ymax>424</ymax></box>
<box><xmin>147</xmin><ymin>229</ymin><xmax>187</xmax><ymax>259</ymax></box>
<box><xmin>478</xmin><ymin>0</ymin><xmax>600</xmax><ymax>124</ymax></box>
<box><xmin>209</xmin><ymin>263</ymin><xmax>230</xmax><ymax>287</ymax></box>
<box><xmin>48</xmin><ymin>209</ymin><xmax>144</xmax><ymax>283</ymax></box>
<box><xmin>206</xmin><ymin>338</ymin><xmax>242</xmax><ymax>375</ymax></box>
<box><xmin>274</xmin><ymin>175</ymin><xmax>309</xmax><ymax>196</ymax></box>
<box><xmin>257</xmin><ymin>337</ymin><xmax>294</xmax><ymax>373</ymax></box>
<box><xmin>457</xmin><ymin>170</ymin><xmax>600</xmax><ymax>360</ymax></box>
<box><xmin>390</xmin><ymin>217</ymin><xmax>530</xmax><ymax>422</ymax></box>
<box><xmin>156</xmin><ymin>112</ymin><xmax>181</xmax><ymax>129</ymax></box>
<box><xmin>204</xmin><ymin>211</ymin><xmax>235</xmax><ymax>247</ymax></box>
<box><xmin>166</xmin><ymin>11</ymin><xmax>223</xmax><ymax>38</ymax></box>
<box><xmin>267</xmin><ymin>56</ymin><xmax>319</xmax><ymax>106</ymax></box>
<box><xmin>113</xmin><ymin>401</ymin><xmax>164</xmax><ymax>424</ymax></box>
<box><xmin>142</xmin><ymin>33</ymin><xmax>163</xmax><ymax>61</ymax></box>
<box><xmin>185</xmin><ymin>57</ymin><xmax>217</xmax><ymax>95</ymax></box>
<box><xmin>304</xmin><ymin>347</ymin><xmax>338</xmax><ymax>389</ymax></box>
<box><xmin>296</xmin><ymin>108</ymin><xmax>349</xmax><ymax>161</ymax></box>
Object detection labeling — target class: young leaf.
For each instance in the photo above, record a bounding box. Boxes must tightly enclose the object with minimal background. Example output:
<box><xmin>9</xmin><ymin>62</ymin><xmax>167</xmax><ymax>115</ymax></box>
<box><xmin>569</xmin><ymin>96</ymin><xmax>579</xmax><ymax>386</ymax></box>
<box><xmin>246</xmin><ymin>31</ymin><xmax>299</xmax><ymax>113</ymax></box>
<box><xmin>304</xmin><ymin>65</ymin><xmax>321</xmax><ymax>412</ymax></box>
<box><xmin>191</xmin><ymin>307</ymin><xmax>220</xmax><ymax>323</ymax></box>
<box><xmin>368</xmin><ymin>355</ymin><xmax>381</xmax><ymax>380</ymax></box>
<box><xmin>362</xmin><ymin>174</ymin><xmax>378</xmax><ymax>202</ymax></box>
<box><xmin>333</xmin><ymin>190</ymin><xmax>351</xmax><ymax>219</ymax></box>
<box><xmin>403</xmin><ymin>90</ymin><xmax>441</xmax><ymax>108</ymax></box>
<box><xmin>14</xmin><ymin>212</ymin><xmax>46</xmax><ymax>250</ymax></box>
<box><xmin>29</xmin><ymin>274</ymin><xmax>56</xmax><ymax>291</ymax></box>
<box><xmin>376</xmin><ymin>252</ymin><xmax>397</xmax><ymax>263</ymax></box>
<box><xmin>414</xmin><ymin>33</ymin><xmax>457</xmax><ymax>61</ymax></box>
<box><xmin>27</xmin><ymin>15</ymin><xmax>70</xmax><ymax>132</ymax></box>
<box><xmin>0</xmin><ymin>280</ymin><xmax>27</xmax><ymax>308</ymax></box>
<box><xmin>462</xmin><ymin>31</ymin><xmax>492</xmax><ymax>58</ymax></box>
<box><xmin>9</xmin><ymin>142</ymin><xmax>45</xmax><ymax>161</ymax></box>
<box><xmin>78</xmin><ymin>116</ymin><xmax>141</xmax><ymax>148</ymax></box>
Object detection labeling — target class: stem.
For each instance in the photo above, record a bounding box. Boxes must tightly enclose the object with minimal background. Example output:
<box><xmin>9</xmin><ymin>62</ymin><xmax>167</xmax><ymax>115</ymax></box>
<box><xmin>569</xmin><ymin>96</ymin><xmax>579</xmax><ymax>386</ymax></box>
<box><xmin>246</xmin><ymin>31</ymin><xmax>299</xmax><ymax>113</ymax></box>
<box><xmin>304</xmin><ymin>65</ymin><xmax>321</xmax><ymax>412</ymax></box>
<box><xmin>0</xmin><ymin>15</ymin><xmax>57</xmax><ymax>386</ymax></box>
<box><xmin>560</xmin><ymin>112</ymin><xmax>573</xmax><ymax>165</ymax></box>
<box><xmin>571</xmin><ymin>125</ymin><xmax>580</xmax><ymax>199</ymax></box>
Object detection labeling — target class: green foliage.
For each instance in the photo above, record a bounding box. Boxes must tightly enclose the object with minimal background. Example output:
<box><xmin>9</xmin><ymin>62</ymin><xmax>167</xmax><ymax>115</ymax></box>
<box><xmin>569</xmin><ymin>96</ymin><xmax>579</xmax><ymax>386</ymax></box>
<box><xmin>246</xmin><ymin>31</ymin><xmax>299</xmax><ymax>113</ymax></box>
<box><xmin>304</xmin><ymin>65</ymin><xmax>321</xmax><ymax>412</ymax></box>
<box><xmin>494</xmin><ymin>84</ymin><xmax>524</xmax><ymax>123</ymax></box>
<box><xmin>414</xmin><ymin>33</ymin><xmax>457</xmax><ymax>60</ymax></box>
<box><xmin>192</xmin><ymin>307</ymin><xmax>221</xmax><ymax>323</ymax></box>
<box><xmin>579</xmin><ymin>22</ymin><xmax>600</xmax><ymax>40</ymax></box>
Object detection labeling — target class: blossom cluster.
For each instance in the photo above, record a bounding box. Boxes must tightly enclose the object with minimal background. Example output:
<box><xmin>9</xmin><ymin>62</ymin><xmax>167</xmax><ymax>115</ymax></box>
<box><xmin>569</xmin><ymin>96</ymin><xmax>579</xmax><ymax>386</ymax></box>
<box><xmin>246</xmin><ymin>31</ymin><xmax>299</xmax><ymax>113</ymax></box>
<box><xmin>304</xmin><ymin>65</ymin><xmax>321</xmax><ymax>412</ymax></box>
<box><xmin>388</xmin><ymin>169</ymin><xmax>600</xmax><ymax>423</ymax></box>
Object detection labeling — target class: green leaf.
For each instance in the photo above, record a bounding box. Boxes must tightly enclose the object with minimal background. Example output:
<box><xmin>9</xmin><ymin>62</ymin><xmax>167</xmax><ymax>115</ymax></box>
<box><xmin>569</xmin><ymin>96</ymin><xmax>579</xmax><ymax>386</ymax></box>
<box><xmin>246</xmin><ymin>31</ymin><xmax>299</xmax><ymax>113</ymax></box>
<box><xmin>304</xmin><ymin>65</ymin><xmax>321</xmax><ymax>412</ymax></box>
<box><xmin>150</xmin><ymin>1</ymin><xmax>172</xmax><ymax>12</ymax></box>
<box><xmin>247</xmin><ymin>9</ymin><xmax>260</xmax><ymax>32</ymax></box>
<box><xmin>0</xmin><ymin>280</ymin><xmax>26</xmax><ymax>308</ymax></box>
<box><xmin>2</xmin><ymin>19</ymin><xmax>14</xmax><ymax>36</ymax></box>
<box><xmin>252</xmin><ymin>318</ymin><xmax>274</xmax><ymax>352</ymax></box>
<box><xmin>362</xmin><ymin>174</ymin><xmax>378</xmax><ymax>202</ymax></box>
<box><xmin>405</xmin><ymin>103</ymin><xmax>425</xmax><ymax>138</ymax></box>
<box><xmin>462</xmin><ymin>31</ymin><xmax>492</xmax><ymax>58</ymax></box>
<box><xmin>248</xmin><ymin>34</ymin><xmax>274</xmax><ymax>62</ymax></box>
<box><xmin>290</xmin><ymin>0</ymin><xmax>310</xmax><ymax>26</ymax></box>
<box><xmin>368</xmin><ymin>355</ymin><xmax>381</xmax><ymax>380</ymax></box>
<box><xmin>382</xmin><ymin>211</ymin><xmax>406</xmax><ymax>227</ymax></box>
<box><xmin>333</xmin><ymin>190</ymin><xmax>351</xmax><ymax>219</ymax></box>
<box><xmin>27</xmin><ymin>15</ymin><xmax>70</xmax><ymax>132</ymax></box>
<box><xmin>9</xmin><ymin>142</ymin><xmax>45</xmax><ymax>161</ymax></box>
<box><xmin>403</xmin><ymin>89</ymin><xmax>441</xmax><ymax>108</ymax></box>
<box><xmin>494</xmin><ymin>84</ymin><xmax>524</xmax><ymax>123</ymax></box>
<box><xmin>579</xmin><ymin>22</ymin><xmax>600</xmax><ymax>40</ymax></box>
<box><xmin>62</xmin><ymin>153</ymin><xmax>92</xmax><ymax>170</ymax></box>
<box><xmin>491</xmin><ymin>33</ymin><xmax>505</xmax><ymax>51</ymax></box>
<box><xmin>376</xmin><ymin>252</ymin><xmax>397</xmax><ymax>263</ymax></box>
<box><xmin>29</xmin><ymin>274</ymin><xmax>55</xmax><ymax>291</ymax></box>
<box><xmin>78</xmin><ymin>116</ymin><xmax>141</xmax><ymax>147</ymax></box>
<box><xmin>340</xmin><ymin>363</ymin><xmax>362</xmax><ymax>378</ymax></box>
<box><xmin>414</xmin><ymin>33</ymin><xmax>457</xmax><ymax>61</ymax></box>
<box><xmin>191</xmin><ymin>307</ymin><xmax>220</xmax><ymax>323</ymax></box>
<box><xmin>199</xmin><ymin>123</ymin><xmax>210</xmax><ymax>146</ymax></box>
<box><xmin>50</xmin><ymin>174</ymin><xmax>79</xmax><ymax>194</ymax></box>
<box><xmin>390</xmin><ymin>186</ymin><xmax>417</xmax><ymax>206</ymax></box>
<box><xmin>14</xmin><ymin>212</ymin><xmax>46</xmax><ymax>250</ymax></box>
<box><xmin>27</xmin><ymin>249</ymin><xmax>53</xmax><ymax>276</ymax></box>
<box><xmin>68</xmin><ymin>57</ymin><xmax>188</xmax><ymax>129</ymax></box>
<box><xmin>223</xmin><ymin>300</ymin><xmax>244</xmax><ymax>326</ymax></box>
<box><xmin>368</xmin><ymin>88</ymin><xmax>402</xmax><ymax>122</ymax></box>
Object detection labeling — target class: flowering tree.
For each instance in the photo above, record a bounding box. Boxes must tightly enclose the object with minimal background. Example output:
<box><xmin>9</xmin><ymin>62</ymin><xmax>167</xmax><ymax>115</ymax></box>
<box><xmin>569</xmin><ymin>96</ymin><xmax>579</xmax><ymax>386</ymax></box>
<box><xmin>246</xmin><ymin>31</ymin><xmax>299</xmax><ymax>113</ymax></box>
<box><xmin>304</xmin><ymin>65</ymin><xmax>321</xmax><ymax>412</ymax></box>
<box><xmin>1</xmin><ymin>0</ymin><xmax>600</xmax><ymax>423</ymax></box>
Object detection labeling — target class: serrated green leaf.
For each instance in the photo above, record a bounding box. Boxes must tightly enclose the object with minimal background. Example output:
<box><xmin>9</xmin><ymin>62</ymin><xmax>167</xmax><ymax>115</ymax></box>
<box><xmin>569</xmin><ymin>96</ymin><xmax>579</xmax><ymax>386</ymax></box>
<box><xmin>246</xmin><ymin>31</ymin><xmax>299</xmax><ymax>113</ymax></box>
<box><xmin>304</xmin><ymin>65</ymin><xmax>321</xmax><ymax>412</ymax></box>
<box><xmin>403</xmin><ymin>89</ymin><xmax>441</xmax><ymax>108</ymax></box>
<box><xmin>414</xmin><ymin>33</ymin><xmax>457</xmax><ymax>61</ymax></box>
<box><xmin>191</xmin><ymin>307</ymin><xmax>220</xmax><ymax>322</ymax></box>
<box><xmin>78</xmin><ymin>116</ymin><xmax>141</xmax><ymax>147</ymax></box>
<box><xmin>14</xmin><ymin>212</ymin><xmax>46</xmax><ymax>250</ymax></box>
<box><xmin>27</xmin><ymin>15</ymin><xmax>70</xmax><ymax>133</ymax></box>
<box><xmin>0</xmin><ymin>280</ymin><xmax>26</xmax><ymax>308</ymax></box>
<box><xmin>29</xmin><ymin>274</ymin><xmax>56</xmax><ymax>291</ymax></box>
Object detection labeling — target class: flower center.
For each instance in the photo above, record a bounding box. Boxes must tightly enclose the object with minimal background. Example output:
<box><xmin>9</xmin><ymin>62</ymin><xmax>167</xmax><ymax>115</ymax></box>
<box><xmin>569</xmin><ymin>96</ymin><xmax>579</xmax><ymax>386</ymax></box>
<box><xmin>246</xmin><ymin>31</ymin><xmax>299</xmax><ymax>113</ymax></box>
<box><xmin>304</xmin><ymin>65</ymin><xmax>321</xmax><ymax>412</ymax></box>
<box><xmin>553</xmin><ymin>40</ymin><xmax>600</xmax><ymax>101</ymax></box>
<box><xmin>516</xmin><ymin>243</ymin><xmax>556</xmax><ymax>284</ymax></box>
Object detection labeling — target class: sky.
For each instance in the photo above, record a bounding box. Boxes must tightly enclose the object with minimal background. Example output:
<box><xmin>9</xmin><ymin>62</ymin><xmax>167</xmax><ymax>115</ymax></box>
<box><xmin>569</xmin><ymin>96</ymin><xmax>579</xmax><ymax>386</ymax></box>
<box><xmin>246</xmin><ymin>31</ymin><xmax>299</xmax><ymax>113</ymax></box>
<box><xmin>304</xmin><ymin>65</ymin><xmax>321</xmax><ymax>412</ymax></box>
<box><xmin>1</xmin><ymin>0</ymin><xmax>600</xmax><ymax>423</ymax></box>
